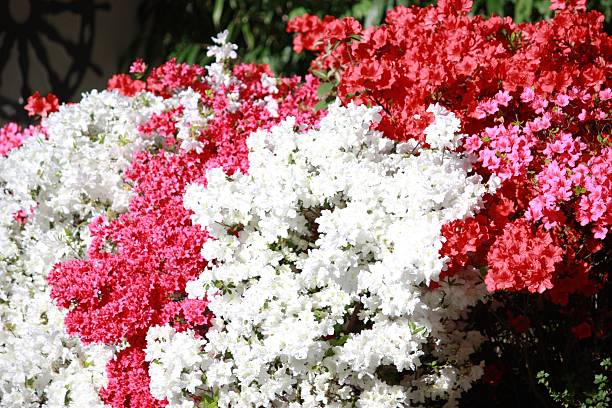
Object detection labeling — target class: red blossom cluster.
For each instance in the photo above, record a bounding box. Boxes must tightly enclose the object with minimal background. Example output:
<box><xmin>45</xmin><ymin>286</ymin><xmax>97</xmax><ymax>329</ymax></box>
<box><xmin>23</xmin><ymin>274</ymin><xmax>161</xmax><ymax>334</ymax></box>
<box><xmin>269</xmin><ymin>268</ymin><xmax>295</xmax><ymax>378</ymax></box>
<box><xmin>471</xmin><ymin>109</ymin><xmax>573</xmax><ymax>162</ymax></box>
<box><xmin>486</xmin><ymin>219</ymin><xmax>563</xmax><ymax>293</ymax></box>
<box><xmin>288</xmin><ymin>0</ymin><xmax>610</xmax><ymax>302</ymax></box>
<box><xmin>107</xmin><ymin>74</ymin><xmax>146</xmax><ymax>97</ymax></box>
<box><xmin>48</xmin><ymin>60</ymin><xmax>321</xmax><ymax>407</ymax></box>
<box><xmin>24</xmin><ymin>91</ymin><xmax>59</xmax><ymax>118</ymax></box>
<box><xmin>138</xmin><ymin>107</ymin><xmax>183</xmax><ymax>146</ymax></box>
<box><xmin>108</xmin><ymin>58</ymin><xmax>208</xmax><ymax>98</ymax></box>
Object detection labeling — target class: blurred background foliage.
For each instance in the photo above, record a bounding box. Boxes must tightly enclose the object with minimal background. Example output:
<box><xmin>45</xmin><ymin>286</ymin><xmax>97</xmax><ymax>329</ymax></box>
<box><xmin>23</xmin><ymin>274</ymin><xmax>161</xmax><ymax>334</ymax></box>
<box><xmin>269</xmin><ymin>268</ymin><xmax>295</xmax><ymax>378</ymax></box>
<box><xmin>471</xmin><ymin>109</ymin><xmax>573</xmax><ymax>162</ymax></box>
<box><xmin>124</xmin><ymin>0</ymin><xmax>612</xmax><ymax>75</ymax></box>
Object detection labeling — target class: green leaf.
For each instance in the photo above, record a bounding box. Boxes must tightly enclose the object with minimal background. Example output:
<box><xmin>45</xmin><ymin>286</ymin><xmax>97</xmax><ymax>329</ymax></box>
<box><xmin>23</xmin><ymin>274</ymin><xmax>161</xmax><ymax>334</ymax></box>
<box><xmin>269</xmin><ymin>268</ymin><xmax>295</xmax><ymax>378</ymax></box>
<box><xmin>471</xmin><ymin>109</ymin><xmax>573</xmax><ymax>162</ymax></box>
<box><xmin>313</xmin><ymin>309</ymin><xmax>326</xmax><ymax>321</ymax></box>
<box><xmin>200</xmin><ymin>392</ymin><xmax>219</xmax><ymax>408</ymax></box>
<box><xmin>186</xmin><ymin>45</ymin><xmax>201</xmax><ymax>64</ymax></box>
<box><xmin>312</xmin><ymin>69</ymin><xmax>328</xmax><ymax>80</ymax></box>
<box><xmin>315</xmin><ymin>100</ymin><xmax>329</xmax><ymax>111</ymax></box>
<box><xmin>515</xmin><ymin>0</ymin><xmax>534</xmax><ymax>22</ymax></box>
<box><xmin>329</xmin><ymin>335</ymin><xmax>349</xmax><ymax>346</ymax></box>
<box><xmin>486</xmin><ymin>0</ymin><xmax>505</xmax><ymax>16</ymax></box>
<box><xmin>350</xmin><ymin>0</ymin><xmax>373</xmax><ymax>19</ymax></box>
<box><xmin>288</xmin><ymin>6</ymin><xmax>308</xmax><ymax>19</ymax></box>
<box><xmin>172</xmin><ymin>42</ymin><xmax>193</xmax><ymax>63</ymax></box>
<box><xmin>573</xmin><ymin>185</ymin><xmax>587</xmax><ymax>196</ymax></box>
<box><xmin>479</xmin><ymin>265</ymin><xmax>488</xmax><ymax>276</ymax></box>
<box><xmin>597</xmin><ymin>133</ymin><xmax>611</xmax><ymax>146</ymax></box>
<box><xmin>364</xmin><ymin>0</ymin><xmax>387</xmax><ymax>28</ymax></box>
<box><xmin>408</xmin><ymin>321</ymin><xmax>426</xmax><ymax>335</ymax></box>
<box><xmin>118</xmin><ymin>134</ymin><xmax>130</xmax><ymax>147</ymax></box>
<box><xmin>537</xmin><ymin>370</ymin><xmax>549</xmax><ymax>383</ymax></box>
<box><xmin>242</xmin><ymin>24</ymin><xmax>255</xmax><ymax>50</ymax></box>
<box><xmin>213</xmin><ymin>0</ymin><xmax>225</xmax><ymax>28</ymax></box>
<box><xmin>64</xmin><ymin>388</ymin><xmax>72</xmax><ymax>405</ymax></box>
<box><xmin>317</xmin><ymin>82</ymin><xmax>335</xmax><ymax>99</ymax></box>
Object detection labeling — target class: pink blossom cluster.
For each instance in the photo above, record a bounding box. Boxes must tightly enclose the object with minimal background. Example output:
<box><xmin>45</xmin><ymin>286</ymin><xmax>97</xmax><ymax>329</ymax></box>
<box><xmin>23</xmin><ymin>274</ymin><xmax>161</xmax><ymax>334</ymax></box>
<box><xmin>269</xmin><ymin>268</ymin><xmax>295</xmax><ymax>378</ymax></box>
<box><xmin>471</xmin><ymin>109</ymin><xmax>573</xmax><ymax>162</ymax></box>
<box><xmin>467</xmin><ymin>87</ymin><xmax>611</xmax><ymax>241</ymax></box>
<box><xmin>138</xmin><ymin>107</ymin><xmax>183</xmax><ymax>146</ymax></box>
<box><xmin>464</xmin><ymin>122</ymin><xmax>536</xmax><ymax>181</ymax></box>
<box><xmin>0</xmin><ymin>123</ymin><xmax>40</xmax><ymax>156</ymax></box>
<box><xmin>573</xmin><ymin>148</ymin><xmax>612</xmax><ymax>237</ymax></box>
<box><xmin>129</xmin><ymin>58</ymin><xmax>147</xmax><ymax>75</ymax></box>
<box><xmin>449</xmin><ymin>85</ymin><xmax>610</xmax><ymax>301</ymax></box>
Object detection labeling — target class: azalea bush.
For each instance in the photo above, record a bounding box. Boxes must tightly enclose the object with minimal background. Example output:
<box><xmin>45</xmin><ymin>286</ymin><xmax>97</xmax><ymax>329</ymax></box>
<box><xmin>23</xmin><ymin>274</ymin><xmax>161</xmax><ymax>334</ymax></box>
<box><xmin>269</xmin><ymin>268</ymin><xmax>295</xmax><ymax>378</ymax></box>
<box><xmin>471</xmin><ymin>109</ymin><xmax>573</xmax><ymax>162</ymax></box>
<box><xmin>288</xmin><ymin>0</ymin><xmax>611</xmax><ymax>404</ymax></box>
<box><xmin>0</xmin><ymin>1</ymin><xmax>610</xmax><ymax>407</ymax></box>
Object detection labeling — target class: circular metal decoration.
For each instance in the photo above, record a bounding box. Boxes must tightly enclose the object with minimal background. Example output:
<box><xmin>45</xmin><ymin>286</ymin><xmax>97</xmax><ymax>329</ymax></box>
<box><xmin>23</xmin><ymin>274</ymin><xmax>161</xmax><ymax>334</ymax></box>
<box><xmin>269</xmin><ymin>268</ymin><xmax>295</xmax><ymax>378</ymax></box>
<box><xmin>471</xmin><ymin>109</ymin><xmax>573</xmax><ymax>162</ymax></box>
<box><xmin>0</xmin><ymin>0</ymin><xmax>109</xmax><ymax>123</ymax></box>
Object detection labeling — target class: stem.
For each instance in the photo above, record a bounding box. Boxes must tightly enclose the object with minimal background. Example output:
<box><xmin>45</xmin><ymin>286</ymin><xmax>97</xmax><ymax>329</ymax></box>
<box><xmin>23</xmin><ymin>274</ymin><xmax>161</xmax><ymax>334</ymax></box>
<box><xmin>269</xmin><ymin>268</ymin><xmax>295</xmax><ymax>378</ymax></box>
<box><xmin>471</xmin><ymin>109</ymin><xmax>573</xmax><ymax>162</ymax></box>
<box><xmin>344</xmin><ymin>302</ymin><xmax>364</xmax><ymax>334</ymax></box>
<box><xmin>522</xmin><ymin>344</ymin><xmax>549</xmax><ymax>408</ymax></box>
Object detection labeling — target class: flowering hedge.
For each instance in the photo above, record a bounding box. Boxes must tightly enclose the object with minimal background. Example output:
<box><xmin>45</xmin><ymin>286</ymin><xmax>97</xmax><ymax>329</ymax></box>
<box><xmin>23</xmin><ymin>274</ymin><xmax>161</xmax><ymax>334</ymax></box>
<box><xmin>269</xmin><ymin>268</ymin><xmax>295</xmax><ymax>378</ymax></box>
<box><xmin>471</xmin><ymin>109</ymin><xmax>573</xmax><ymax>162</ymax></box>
<box><xmin>0</xmin><ymin>1</ymin><xmax>610</xmax><ymax>407</ymax></box>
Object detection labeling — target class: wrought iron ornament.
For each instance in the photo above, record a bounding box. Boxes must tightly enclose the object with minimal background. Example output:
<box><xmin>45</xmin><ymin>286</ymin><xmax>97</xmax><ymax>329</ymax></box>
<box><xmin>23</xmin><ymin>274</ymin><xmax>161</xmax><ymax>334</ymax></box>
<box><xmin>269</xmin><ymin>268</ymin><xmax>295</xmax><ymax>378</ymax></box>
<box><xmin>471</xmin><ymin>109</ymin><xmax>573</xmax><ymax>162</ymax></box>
<box><xmin>0</xmin><ymin>0</ymin><xmax>109</xmax><ymax>123</ymax></box>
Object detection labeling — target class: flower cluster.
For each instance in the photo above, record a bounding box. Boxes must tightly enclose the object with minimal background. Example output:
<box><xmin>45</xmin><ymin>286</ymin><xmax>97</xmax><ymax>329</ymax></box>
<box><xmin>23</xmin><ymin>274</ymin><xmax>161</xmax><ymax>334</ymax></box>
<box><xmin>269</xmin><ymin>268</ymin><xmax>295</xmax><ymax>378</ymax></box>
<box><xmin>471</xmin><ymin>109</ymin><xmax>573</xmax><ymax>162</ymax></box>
<box><xmin>288</xmin><ymin>0</ymin><xmax>610</xmax><ymax>301</ymax></box>
<box><xmin>24</xmin><ymin>91</ymin><xmax>60</xmax><ymax>118</ymax></box>
<box><xmin>0</xmin><ymin>89</ymin><xmax>164</xmax><ymax>406</ymax></box>
<box><xmin>48</xmin><ymin>33</ymin><xmax>322</xmax><ymax>407</ymax></box>
<box><xmin>149</xmin><ymin>102</ymin><xmax>490</xmax><ymax>407</ymax></box>
<box><xmin>485</xmin><ymin>219</ymin><xmax>563</xmax><ymax>293</ymax></box>
<box><xmin>0</xmin><ymin>122</ymin><xmax>40</xmax><ymax>156</ymax></box>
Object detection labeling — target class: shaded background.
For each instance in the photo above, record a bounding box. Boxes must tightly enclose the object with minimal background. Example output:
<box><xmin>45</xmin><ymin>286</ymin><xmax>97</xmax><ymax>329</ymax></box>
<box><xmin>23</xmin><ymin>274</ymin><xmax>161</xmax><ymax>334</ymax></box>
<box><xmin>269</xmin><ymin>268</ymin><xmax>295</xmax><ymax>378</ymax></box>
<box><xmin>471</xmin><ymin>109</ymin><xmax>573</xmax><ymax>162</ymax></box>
<box><xmin>1</xmin><ymin>0</ymin><xmax>611</xmax><ymax>124</ymax></box>
<box><xmin>1</xmin><ymin>0</ymin><xmax>142</xmax><ymax>123</ymax></box>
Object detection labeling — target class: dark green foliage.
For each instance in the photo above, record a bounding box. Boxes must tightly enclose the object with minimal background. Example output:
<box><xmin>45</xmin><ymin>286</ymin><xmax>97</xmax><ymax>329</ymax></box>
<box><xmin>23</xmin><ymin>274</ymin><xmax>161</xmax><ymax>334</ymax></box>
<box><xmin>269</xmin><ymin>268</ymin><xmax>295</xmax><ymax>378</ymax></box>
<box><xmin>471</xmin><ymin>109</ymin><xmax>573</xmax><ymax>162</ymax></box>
<box><xmin>123</xmin><ymin>0</ymin><xmax>414</xmax><ymax>75</ymax></box>
<box><xmin>123</xmin><ymin>0</ymin><xmax>611</xmax><ymax>76</ymax></box>
<box><xmin>537</xmin><ymin>359</ymin><xmax>611</xmax><ymax>408</ymax></box>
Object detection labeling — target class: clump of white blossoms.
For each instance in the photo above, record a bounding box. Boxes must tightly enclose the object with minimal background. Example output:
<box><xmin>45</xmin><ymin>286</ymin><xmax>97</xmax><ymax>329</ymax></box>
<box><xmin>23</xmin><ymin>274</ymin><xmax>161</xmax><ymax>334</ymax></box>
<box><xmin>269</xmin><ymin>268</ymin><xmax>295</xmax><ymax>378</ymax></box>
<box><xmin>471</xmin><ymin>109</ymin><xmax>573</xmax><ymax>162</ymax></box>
<box><xmin>0</xmin><ymin>90</ymin><xmax>164</xmax><ymax>406</ymax></box>
<box><xmin>147</xmin><ymin>102</ymin><xmax>489</xmax><ymax>407</ymax></box>
<box><xmin>206</xmin><ymin>30</ymin><xmax>239</xmax><ymax>91</ymax></box>
<box><xmin>145</xmin><ymin>326</ymin><xmax>207</xmax><ymax>407</ymax></box>
<box><xmin>171</xmin><ymin>32</ymin><xmax>240</xmax><ymax>154</ymax></box>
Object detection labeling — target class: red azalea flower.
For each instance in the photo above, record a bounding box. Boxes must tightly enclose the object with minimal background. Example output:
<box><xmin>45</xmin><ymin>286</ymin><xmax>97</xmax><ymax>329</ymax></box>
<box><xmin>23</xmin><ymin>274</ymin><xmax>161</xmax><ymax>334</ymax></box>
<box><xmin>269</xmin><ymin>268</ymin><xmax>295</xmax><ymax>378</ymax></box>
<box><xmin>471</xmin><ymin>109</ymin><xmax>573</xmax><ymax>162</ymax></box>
<box><xmin>486</xmin><ymin>219</ymin><xmax>563</xmax><ymax>294</ymax></box>
<box><xmin>24</xmin><ymin>91</ymin><xmax>59</xmax><ymax>117</ymax></box>
<box><xmin>107</xmin><ymin>74</ymin><xmax>146</xmax><ymax>97</ymax></box>
<box><xmin>571</xmin><ymin>322</ymin><xmax>592</xmax><ymax>340</ymax></box>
